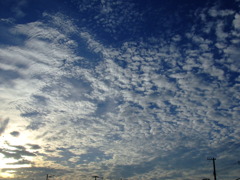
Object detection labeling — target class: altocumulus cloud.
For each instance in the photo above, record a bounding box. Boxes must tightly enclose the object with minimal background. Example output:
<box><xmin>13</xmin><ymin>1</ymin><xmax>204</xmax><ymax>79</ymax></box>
<box><xmin>0</xmin><ymin>0</ymin><xmax>240</xmax><ymax>179</ymax></box>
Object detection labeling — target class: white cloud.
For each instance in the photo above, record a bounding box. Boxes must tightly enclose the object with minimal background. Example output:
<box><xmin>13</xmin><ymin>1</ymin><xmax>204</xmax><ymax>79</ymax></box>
<box><xmin>11</xmin><ymin>0</ymin><xmax>27</xmax><ymax>18</ymax></box>
<box><xmin>42</xmin><ymin>12</ymin><xmax>78</xmax><ymax>34</ymax></box>
<box><xmin>172</xmin><ymin>35</ymin><xmax>182</xmax><ymax>42</ymax></box>
<box><xmin>208</xmin><ymin>7</ymin><xmax>218</xmax><ymax>17</ymax></box>
<box><xmin>233</xmin><ymin>13</ymin><xmax>240</xmax><ymax>30</ymax></box>
<box><xmin>216</xmin><ymin>21</ymin><xmax>229</xmax><ymax>41</ymax></box>
<box><xmin>0</xmin><ymin>18</ymin><xmax>14</xmax><ymax>24</ymax></box>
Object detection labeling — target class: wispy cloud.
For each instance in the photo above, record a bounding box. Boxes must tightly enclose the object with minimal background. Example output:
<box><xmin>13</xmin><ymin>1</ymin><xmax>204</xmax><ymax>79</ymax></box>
<box><xmin>11</xmin><ymin>0</ymin><xmax>28</xmax><ymax>18</ymax></box>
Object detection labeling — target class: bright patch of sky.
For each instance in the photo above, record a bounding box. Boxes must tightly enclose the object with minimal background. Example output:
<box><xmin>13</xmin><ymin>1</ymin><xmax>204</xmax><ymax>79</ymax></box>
<box><xmin>0</xmin><ymin>0</ymin><xmax>240</xmax><ymax>179</ymax></box>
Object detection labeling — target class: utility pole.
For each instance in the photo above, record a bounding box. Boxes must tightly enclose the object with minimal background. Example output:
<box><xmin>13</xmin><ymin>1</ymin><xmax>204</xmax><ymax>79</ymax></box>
<box><xmin>207</xmin><ymin>157</ymin><xmax>217</xmax><ymax>180</ymax></box>
<box><xmin>92</xmin><ymin>176</ymin><xmax>99</xmax><ymax>180</ymax></box>
<box><xmin>46</xmin><ymin>174</ymin><xmax>54</xmax><ymax>180</ymax></box>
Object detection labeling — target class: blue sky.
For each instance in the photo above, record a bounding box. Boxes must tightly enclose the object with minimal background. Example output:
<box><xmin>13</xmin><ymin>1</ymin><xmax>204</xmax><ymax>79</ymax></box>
<box><xmin>0</xmin><ymin>0</ymin><xmax>240</xmax><ymax>179</ymax></box>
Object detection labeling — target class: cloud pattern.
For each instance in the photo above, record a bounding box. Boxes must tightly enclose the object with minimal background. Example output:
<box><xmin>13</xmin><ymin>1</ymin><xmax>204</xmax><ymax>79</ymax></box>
<box><xmin>0</xmin><ymin>0</ymin><xmax>240</xmax><ymax>179</ymax></box>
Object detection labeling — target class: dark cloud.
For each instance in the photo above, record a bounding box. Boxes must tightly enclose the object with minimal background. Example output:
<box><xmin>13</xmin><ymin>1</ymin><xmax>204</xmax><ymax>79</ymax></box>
<box><xmin>8</xmin><ymin>144</ymin><xmax>26</xmax><ymax>150</ymax></box>
<box><xmin>20</xmin><ymin>111</ymin><xmax>41</xmax><ymax>117</ymax></box>
<box><xmin>0</xmin><ymin>118</ymin><xmax>9</xmax><ymax>135</ymax></box>
<box><xmin>7</xmin><ymin>159</ymin><xmax>32</xmax><ymax>165</ymax></box>
<box><xmin>0</xmin><ymin>68</ymin><xmax>21</xmax><ymax>83</ymax></box>
<box><xmin>10</xmin><ymin>131</ymin><xmax>20</xmax><ymax>137</ymax></box>
<box><xmin>0</xmin><ymin>148</ymin><xmax>22</xmax><ymax>159</ymax></box>
<box><xmin>2</xmin><ymin>167</ymin><xmax>72</xmax><ymax>179</ymax></box>
<box><xmin>27</xmin><ymin>144</ymin><xmax>41</xmax><ymax>150</ymax></box>
<box><xmin>31</xmin><ymin>94</ymin><xmax>49</xmax><ymax>106</ymax></box>
<box><xmin>0</xmin><ymin>146</ymin><xmax>36</xmax><ymax>160</ymax></box>
<box><xmin>26</xmin><ymin>121</ymin><xmax>46</xmax><ymax>130</ymax></box>
<box><xmin>78</xmin><ymin>148</ymin><xmax>112</xmax><ymax>164</ymax></box>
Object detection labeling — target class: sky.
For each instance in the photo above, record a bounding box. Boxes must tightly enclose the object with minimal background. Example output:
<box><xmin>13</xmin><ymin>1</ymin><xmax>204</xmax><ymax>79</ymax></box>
<box><xmin>0</xmin><ymin>0</ymin><xmax>240</xmax><ymax>179</ymax></box>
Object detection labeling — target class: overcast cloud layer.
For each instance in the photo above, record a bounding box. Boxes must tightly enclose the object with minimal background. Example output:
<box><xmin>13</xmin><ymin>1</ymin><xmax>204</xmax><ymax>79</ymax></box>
<box><xmin>0</xmin><ymin>0</ymin><xmax>240</xmax><ymax>179</ymax></box>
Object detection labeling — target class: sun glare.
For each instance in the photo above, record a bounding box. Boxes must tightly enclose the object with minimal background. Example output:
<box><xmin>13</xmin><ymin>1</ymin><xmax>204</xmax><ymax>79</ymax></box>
<box><xmin>0</xmin><ymin>154</ymin><xmax>31</xmax><ymax>168</ymax></box>
<box><xmin>0</xmin><ymin>171</ymin><xmax>15</xmax><ymax>178</ymax></box>
<box><xmin>0</xmin><ymin>132</ymin><xmax>37</xmax><ymax>177</ymax></box>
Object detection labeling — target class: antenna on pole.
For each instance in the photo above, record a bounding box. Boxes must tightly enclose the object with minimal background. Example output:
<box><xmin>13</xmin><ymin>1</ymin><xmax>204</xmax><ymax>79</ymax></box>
<box><xmin>207</xmin><ymin>157</ymin><xmax>217</xmax><ymax>180</ymax></box>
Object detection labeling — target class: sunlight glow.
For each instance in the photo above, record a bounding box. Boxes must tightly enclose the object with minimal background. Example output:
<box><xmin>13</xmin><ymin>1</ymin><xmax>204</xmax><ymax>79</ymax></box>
<box><xmin>0</xmin><ymin>171</ymin><xmax>15</xmax><ymax>178</ymax></box>
<box><xmin>0</xmin><ymin>131</ymin><xmax>38</xmax><ymax>174</ymax></box>
<box><xmin>0</xmin><ymin>154</ymin><xmax>32</xmax><ymax>169</ymax></box>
